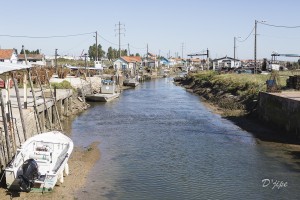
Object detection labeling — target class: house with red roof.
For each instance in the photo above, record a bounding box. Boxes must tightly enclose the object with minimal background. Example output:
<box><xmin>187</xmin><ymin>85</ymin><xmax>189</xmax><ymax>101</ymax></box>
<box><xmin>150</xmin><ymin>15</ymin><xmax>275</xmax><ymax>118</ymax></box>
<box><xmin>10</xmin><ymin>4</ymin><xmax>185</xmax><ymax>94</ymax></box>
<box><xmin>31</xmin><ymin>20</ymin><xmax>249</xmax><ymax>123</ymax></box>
<box><xmin>0</xmin><ymin>49</ymin><xmax>18</xmax><ymax>63</ymax></box>
<box><xmin>113</xmin><ymin>56</ymin><xmax>142</xmax><ymax>70</ymax></box>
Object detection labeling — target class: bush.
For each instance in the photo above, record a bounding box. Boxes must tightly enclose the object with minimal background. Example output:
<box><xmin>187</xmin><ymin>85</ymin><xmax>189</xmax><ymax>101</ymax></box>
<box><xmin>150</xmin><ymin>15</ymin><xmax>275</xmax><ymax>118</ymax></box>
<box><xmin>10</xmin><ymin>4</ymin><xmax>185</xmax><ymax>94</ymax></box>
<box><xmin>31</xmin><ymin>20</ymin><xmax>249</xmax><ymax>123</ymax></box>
<box><xmin>51</xmin><ymin>80</ymin><xmax>73</xmax><ymax>89</ymax></box>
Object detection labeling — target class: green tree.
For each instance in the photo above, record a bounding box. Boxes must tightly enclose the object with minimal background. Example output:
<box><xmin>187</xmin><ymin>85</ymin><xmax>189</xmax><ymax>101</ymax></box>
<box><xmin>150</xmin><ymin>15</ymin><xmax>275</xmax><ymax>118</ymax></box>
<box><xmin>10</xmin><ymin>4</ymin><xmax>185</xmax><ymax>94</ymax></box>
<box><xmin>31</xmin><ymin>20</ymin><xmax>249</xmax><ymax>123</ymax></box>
<box><xmin>262</xmin><ymin>58</ymin><xmax>267</xmax><ymax>71</ymax></box>
<box><xmin>107</xmin><ymin>47</ymin><xmax>114</xmax><ymax>60</ymax></box>
<box><xmin>107</xmin><ymin>47</ymin><xmax>129</xmax><ymax>60</ymax></box>
<box><xmin>135</xmin><ymin>53</ymin><xmax>140</xmax><ymax>57</ymax></box>
<box><xmin>20</xmin><ymin>49</ymin><xmax>40</xmax><ymax>54</ymax></box>
<box><xmin>88</xmin><ymin>44</ymin><xmax>105</xmax><ymax>60</ymax></box>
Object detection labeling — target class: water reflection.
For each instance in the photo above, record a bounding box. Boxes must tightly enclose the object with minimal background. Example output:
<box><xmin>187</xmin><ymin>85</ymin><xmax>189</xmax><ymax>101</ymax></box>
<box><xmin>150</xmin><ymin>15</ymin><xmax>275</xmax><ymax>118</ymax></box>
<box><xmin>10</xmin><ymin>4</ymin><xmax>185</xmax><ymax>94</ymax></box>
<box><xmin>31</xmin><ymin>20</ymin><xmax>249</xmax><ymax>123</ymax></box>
<box><xmin>68</xmin><ymin>78</ymin><xmax>300</xmax><ymax>200</ymax></box>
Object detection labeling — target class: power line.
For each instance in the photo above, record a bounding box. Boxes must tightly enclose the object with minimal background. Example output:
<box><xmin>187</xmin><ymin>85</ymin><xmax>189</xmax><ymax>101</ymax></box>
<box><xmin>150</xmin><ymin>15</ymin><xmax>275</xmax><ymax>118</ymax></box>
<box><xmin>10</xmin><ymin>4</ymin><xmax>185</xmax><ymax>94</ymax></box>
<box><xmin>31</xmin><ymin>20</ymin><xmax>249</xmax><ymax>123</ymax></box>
<box><xmin>237</xmin><ymin>26</ymin><xmax>255</xmax><ymax>42</ymax></box>
<box><xmin>258</xmin><ymin>21</ymin><xmax>300</xmax><ymax>29</ymax></box>
<box><xmin>0</xmin><ymin>32</ymin><xmax>94</xmax><ymax>38</ymax></box>
<box><xmin>97</xmin><ymin>33</ymin><xmax>119</xmax><ymax>46</ymax></box>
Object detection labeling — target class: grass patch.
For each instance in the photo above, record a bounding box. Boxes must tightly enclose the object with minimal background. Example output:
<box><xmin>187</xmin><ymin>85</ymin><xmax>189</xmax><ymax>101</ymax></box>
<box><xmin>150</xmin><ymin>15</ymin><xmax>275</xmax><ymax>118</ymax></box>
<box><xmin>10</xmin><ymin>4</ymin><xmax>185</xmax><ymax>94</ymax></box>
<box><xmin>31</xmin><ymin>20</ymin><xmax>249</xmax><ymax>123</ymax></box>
<box><xmin>51</xmin><ymin>80</ymin><xmax>74</xmax><ymax>89</ymax></box>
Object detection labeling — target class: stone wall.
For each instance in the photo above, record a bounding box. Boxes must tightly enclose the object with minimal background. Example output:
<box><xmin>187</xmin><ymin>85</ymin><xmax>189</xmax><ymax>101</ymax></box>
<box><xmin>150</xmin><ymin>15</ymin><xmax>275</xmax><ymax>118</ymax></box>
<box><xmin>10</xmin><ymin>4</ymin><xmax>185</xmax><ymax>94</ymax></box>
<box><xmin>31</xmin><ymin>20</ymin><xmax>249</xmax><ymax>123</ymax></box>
<box><xmin>258</xmin><ymin>92</ymin><xmax>300</xmax><ymax>139</ymax></box>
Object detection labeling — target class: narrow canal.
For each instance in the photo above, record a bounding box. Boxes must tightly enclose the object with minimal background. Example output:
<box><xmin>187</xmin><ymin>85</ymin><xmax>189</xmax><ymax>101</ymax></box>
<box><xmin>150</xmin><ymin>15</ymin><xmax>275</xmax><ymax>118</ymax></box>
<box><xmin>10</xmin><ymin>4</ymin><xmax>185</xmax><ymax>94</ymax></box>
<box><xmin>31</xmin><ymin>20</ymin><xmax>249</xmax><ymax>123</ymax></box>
<box><xmin>69</xmin><ymin>78</ymin><xmax>300</xmax><ymax>200</ymax></box>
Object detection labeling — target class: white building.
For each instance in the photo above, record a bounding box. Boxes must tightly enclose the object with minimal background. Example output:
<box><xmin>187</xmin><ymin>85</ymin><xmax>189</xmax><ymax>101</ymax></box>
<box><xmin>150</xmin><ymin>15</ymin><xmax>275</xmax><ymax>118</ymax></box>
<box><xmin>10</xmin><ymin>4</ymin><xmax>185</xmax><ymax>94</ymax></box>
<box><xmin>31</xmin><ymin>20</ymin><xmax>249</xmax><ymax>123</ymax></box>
<box><xmin>212</xmin><ymin>56</ymin><xmax>241</xmax><ymax>70</ymax></box>
<box><xmin>0</xmin><ymin>49</ymin><xmax>18</xmax><ymax>63</ymax></box>
<box><xmin>113</xmin><ymin>56</ymin><xmax>141</xmax><ymax>71</ymax></box>
<box><xmin>18</xmin><ymin>54</ymin><xmax>46</xmax><ymax>66</ymax></box>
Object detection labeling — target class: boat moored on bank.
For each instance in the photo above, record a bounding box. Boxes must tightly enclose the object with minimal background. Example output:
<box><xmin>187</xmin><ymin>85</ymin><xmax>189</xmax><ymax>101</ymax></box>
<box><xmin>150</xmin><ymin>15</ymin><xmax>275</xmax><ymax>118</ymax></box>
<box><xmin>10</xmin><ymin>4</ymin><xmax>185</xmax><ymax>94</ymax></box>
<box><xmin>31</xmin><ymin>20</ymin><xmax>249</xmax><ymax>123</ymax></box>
<box><xmin>5</xmin><ymin>131</ymin><xmax>73</xmax><ymax>192</ymax></box>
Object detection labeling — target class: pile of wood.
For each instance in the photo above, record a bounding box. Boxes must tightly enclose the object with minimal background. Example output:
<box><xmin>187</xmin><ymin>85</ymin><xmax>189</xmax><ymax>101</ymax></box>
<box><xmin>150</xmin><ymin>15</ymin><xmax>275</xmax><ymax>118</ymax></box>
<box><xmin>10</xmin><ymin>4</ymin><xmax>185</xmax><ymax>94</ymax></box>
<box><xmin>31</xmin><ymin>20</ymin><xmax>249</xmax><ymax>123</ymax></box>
<box><xmin>286</xmin><ymin>75</ymin><xmax>300</xmax><ymax>90</ymax></box>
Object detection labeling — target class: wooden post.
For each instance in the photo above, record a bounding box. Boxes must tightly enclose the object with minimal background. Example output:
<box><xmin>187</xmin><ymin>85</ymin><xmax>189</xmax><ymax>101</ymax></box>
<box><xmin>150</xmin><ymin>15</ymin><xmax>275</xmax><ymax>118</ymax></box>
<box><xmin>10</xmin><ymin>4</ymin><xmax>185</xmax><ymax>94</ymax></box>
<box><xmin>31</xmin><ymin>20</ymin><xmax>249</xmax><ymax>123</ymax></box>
<box><xmin>39</xmin><ymin>111</ymin><xmax>45</xmax><ymax>132</ymax></box>
<box><xmin>11</xmin><ymin>72</ymin><xmax>27</xmax><ymax>140</ymax></box>
<box><xmin>64</xmin><ymin>98</ymin><xmax>68</xmax><ymax>116</ymax></box>
<box><xmin>45</xmin><ymin>70</ymin><xmax>63</xmax><ymax>131</ymax></box>
<box><xmin>27</xmin><ymin>69</ymin><xmax>42</xmax><ymax>134</ymax></box>
<box><xmin>23</xmin><ymin>72</ymin><xmax>28</xmax><ymax>109</ymax></box>
<box><xmin>34</xmin><ymin>69</ymin><xmax>52</xmax><ymax>130</ymax></box>
<box><xmin>0</xmin><ymin>129</ymin><xmax>7</xmax><ymax>167</ymax></box>
<box><xmin>7</xmin><ymin>100</ymin><xmax>16</xmax><ymax>152</ymax></box>
<box><xmin>0</xmin><ymin>89</ymin><xmax>12</xmax><ymax>161</ymax></box>
<box><xmin>68</xmin><ymin>97</ymin><xmax>72</xmax><ymax>115</ymax></box>
<box><xmin>57</xmin><ymin>99</ymin><xmax>63</xmax><ymax>118</ymax></box>
<box><xmin>80</xmin><ymin>74</ymin><xmax>86</xmax><ymax>102</ymax></box>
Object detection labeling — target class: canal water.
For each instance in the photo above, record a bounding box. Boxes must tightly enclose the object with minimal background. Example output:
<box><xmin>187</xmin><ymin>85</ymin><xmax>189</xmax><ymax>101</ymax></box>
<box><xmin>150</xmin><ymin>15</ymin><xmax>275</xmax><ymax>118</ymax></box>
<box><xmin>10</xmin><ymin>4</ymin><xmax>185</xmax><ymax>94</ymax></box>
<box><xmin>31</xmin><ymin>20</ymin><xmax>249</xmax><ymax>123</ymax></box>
<box><xmin>69</xmin><ymin>78</ymin><xmax>300</xmax><ymax>200</ymax></box>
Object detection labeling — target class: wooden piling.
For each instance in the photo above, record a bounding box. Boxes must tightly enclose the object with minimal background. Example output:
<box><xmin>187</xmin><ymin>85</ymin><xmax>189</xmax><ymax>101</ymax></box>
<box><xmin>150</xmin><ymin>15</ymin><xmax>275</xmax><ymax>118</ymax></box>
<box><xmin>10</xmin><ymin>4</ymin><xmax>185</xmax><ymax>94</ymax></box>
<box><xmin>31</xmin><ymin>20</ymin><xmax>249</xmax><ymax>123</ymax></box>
<box><xmin>45</xmin><ymin>70</ymin><xmax>63</xmax><ymax>131</ymax></box>
<box><xmin>34</xmin><ymin>69</ymin><xmax>53</xmax><ymax>130</ymax></box>
<box><xmin>7</xmin><ymin>100</ymin><xmax>16</xmax><ymax>152</ymax></box>
<box><xmin>11</xmin><ymin>72</ymin><xmax>27</xmax><ymax>140</ymax></box>
<box><xmin>27</xmin><ymin>69</ymin><xmax>42</xmax><ymax>134</ymax></box>
<box><xmin>0</xmin><ymin>89</ymin><xmax>12</xmax><ymax>161</ymax></box>
<box><xmin>0</xmin><ymin>129</ymin><xmax>7</xmax><ymax>167</ymax></box>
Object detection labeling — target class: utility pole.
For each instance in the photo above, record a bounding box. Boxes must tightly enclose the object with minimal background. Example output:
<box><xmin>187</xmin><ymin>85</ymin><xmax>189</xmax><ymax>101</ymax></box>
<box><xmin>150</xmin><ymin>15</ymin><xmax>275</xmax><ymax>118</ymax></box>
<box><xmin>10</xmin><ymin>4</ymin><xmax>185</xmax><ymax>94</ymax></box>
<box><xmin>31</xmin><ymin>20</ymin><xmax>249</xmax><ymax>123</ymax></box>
<box><xmin>207</xmin><ymin>48</ymin><xmax>210</xmax><ymax>70</ymax></box>
<box><xmin>254</xmin><ymin>20</ymin><xmax>257</xmax><ymax>74</ymax></box>
<box><xmin>234</xmin><ymin>37</ymin><xmax>241</xmax><ymax>68</ymax></box>
<box><xmin>128</xmin><ymin>43</ymin><xmax>130</xmax><ymax>56</ymax></box>
<box><xmin>234</xmin><ymin>37</ymin><xmax>236</xmax><ymax>68</ymax></box>
<box><xmin>55</xmin><ymin>49</ymin><xmax>58</xmax><ymax>74</ymax></box>
<box><xmin>84</xmin><ymin>53</ymin><xmax>87</xmax><ymax>69</ymax></box>
<box><xmin>115</xmin><ymin>21</ymin><xmax>125</xmax><ymax>58</ymax></box>
<box><xmin>147</xmin><ymin>43</ymin><xmax>149</xmax><ymax>59</ymax></box>
<box><xmin>95</xmin><ymin>31</ymin><xmax>98</xmax><ymax>61</ymax></box>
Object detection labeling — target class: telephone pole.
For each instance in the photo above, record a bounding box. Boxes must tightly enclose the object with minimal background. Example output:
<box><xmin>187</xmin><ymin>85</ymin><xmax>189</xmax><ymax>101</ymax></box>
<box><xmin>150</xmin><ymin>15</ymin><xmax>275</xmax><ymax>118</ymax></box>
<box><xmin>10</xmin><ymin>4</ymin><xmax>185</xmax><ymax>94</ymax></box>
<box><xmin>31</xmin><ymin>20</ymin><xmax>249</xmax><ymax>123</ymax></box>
<box><xmin>128</xmin><ymin>43</ymin><xmax>130</xmax><ymax>56</ymax></box>
<box><xmin>115</xmin><ymin>21</ymin><xmax>125</xmax><ymax>58</ymax></box>
<box><xmin>254</xmin><ymin>20</ymin><xmax>266</xmax><ymax>74</ymax></box>
<box><xmin>234</xmin><ymin>37</ymin><xmax>236</xmax><ymax>68</ymax></box>
<box><xmin>95</xmin><ymin>31</ymin><xmax>98</xmax><ymax>61</ymax></box>
<box><xmin>147</xmin><ymin>43</ymin><xmax>149</xmax><ymax>59</ymax></box>
<box><xmin>254</xmin><ymin>20</ymin><xmax>257</xmax><ymax>74</ymax></box>
<box><xmin>55</xmin><ymin>49</ymin><xmax>58</xmax><ymax>74</ymax></box>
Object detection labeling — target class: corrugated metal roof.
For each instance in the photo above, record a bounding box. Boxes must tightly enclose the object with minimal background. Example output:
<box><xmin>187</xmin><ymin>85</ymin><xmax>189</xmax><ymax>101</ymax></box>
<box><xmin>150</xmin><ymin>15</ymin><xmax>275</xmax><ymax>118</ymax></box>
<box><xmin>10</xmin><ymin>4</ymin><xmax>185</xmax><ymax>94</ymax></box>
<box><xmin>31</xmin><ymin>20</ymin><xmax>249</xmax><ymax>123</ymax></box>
<box><xmin>0</xmin><ymin>62</ymin><xmax>31</xmax><ymax>74</ymax></box>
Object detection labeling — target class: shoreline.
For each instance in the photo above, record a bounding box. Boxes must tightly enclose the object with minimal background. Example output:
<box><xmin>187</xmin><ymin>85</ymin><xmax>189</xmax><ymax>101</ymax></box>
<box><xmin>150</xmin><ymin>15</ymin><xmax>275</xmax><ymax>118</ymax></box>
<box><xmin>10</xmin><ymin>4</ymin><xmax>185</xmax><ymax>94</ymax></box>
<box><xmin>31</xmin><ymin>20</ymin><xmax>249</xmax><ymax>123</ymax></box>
<box><xmin>174</xmin><ymin>74</ymin><xmax>300</xmax><ymax>145</ymax></box>
<box><xmin>176</xmin><ymin>78</ymin><xmax>300</xmax><ymax>172</ymax></box>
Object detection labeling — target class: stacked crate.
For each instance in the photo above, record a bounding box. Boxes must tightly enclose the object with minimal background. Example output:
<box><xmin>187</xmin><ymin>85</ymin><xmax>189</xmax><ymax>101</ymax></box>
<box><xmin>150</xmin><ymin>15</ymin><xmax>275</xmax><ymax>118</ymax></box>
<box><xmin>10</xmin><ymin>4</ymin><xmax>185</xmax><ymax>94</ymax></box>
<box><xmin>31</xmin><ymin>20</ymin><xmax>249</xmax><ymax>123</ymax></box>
<box><xmin>287</xmin><ymin>75</ymin><xmax>300</xmax><ymax>90</ymax></box>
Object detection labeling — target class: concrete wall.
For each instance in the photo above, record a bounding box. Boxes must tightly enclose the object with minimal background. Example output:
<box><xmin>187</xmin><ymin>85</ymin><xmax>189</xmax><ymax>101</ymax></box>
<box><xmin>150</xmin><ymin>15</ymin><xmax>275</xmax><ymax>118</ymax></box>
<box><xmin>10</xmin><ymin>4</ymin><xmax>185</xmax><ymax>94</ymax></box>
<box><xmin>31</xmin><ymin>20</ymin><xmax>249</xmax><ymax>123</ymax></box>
<box><xmin>258</xmin><ymin>92</ymin><xmax>300</xmax><ymax>138</ymax></box>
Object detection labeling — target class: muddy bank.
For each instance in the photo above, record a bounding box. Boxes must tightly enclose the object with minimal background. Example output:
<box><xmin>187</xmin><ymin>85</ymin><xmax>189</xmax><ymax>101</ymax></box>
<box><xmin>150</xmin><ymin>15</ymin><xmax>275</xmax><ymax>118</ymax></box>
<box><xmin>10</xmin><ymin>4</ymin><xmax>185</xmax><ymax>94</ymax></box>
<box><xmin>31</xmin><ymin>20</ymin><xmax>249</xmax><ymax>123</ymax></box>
<box><xmin>0</xmin><ymin>142</ymin><xmax>100</xmax><ymax>200</ymax></box>
<box><xmin>174</xmin><ymin>74</ymin><xmax>300</xmax><ymax>145</ymax></box>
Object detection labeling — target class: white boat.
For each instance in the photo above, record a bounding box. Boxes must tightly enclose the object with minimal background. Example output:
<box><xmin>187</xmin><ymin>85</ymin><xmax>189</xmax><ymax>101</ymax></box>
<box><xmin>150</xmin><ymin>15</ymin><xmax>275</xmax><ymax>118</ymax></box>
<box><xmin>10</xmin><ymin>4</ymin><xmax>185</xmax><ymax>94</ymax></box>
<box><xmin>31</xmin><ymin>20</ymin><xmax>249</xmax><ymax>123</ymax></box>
<box><xmin>86</xmin><ymin>79</ymin><xmax>120</xmax><ymax>102</ymax></box>
<box><xmin>123</xmin><ymin>78</ymin><xmax>139</xmax><ymax>87</ymax></box>
<box><xmin>85</xmin><ymin>93</ymin><xmax>120</xmax><ymax>102</ymax></box>
<box><xmin>5</xmin><ymin>131</ymin><xmax>73</xmax><ymax>192</ymax></box>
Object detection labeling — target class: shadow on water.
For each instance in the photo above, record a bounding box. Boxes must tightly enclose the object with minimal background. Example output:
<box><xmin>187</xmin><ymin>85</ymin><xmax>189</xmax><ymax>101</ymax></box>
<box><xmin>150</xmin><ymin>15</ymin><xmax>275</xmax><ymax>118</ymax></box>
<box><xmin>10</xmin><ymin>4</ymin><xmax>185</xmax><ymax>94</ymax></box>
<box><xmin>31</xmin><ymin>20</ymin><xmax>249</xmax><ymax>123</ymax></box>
<box><xmin>225</xmin><ymin>113</ymin><xmax>300</xmax><ymax>173</ymax></box>
<box><xmin>224</xmin><ymin>113</ymin><xmax>300</xmax><ymax>145</ymax></box>
<box><xmin>288</xmin><ymin>151</ymin><xmax>300</xmax><ymax>159</ymax></box>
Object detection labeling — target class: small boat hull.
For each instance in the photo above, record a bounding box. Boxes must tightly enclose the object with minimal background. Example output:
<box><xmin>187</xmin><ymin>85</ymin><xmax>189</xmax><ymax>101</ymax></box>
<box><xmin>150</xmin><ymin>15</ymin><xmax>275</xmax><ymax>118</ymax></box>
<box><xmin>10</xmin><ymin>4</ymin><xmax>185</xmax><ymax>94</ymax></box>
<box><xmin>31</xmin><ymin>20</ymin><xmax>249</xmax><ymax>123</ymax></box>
<box><xmin>85</xmin><ymin>93</ymin><xmax>120</xmax><ymax>102</ymax></box>
<box><xmin>5</xmin><ymin>131</ymin><xmax>73</xmax><ymax>192</ymax></box>
<box><xmin>123</xmin><ymin>79</ymin><xmax>139</xmax><ymax>87</ymax></box>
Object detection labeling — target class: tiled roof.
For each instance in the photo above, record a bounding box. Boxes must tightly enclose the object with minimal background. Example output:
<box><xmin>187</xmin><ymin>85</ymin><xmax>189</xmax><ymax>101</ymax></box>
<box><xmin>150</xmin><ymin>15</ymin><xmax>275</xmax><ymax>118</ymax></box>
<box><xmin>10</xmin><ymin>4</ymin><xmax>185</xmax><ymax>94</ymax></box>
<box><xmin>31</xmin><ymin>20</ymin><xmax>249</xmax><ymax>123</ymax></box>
<box><xmin>121</xmin><ymin>56</ymin><xmax>142</xmax><ymax>63</ymax></box>
<box><xmin>18</xmin><ymin>54</ymin><xmax>44</xmax><ymax>60</ymax></box>
<box><xmin>0</xmin><ymin>49</ymin><xmax>15</xmax><ymax>59</ymax></box>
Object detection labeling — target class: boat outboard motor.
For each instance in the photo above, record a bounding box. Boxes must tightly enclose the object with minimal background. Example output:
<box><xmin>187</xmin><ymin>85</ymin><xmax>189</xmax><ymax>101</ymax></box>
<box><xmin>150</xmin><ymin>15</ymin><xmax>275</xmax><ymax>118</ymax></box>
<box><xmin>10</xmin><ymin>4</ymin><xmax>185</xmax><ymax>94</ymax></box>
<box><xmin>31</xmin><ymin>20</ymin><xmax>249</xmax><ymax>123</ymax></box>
<box><xmin>18</xmin><ymin>159</ymin><xmax>39</xmax><ymax>192</ymax></box>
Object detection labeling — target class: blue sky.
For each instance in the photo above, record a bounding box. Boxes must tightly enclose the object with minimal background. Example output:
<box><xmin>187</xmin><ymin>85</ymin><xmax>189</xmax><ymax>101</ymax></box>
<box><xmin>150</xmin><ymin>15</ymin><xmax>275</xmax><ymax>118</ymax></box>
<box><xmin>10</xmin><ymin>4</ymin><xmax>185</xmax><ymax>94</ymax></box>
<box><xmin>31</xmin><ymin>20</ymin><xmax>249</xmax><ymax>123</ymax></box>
<box><xmin>1</xmin><ymin>0</ymin><xmax>300</xmax><ymax>61</ymax></box>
